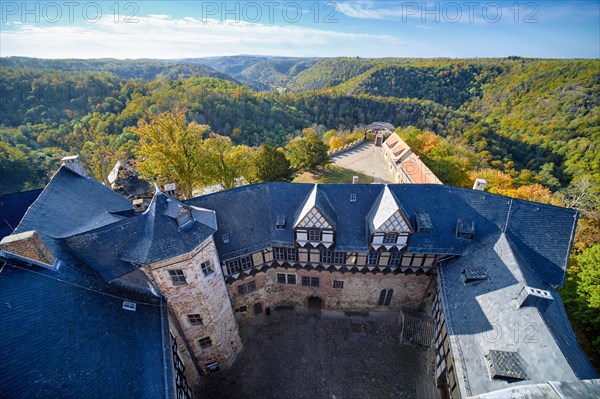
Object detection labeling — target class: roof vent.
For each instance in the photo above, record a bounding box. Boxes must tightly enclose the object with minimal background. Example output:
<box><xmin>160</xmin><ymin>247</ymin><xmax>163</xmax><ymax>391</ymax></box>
<box><xmin>456</xmin><ymin>218</ymin><xmax>475</xmax><ymax>239</ymax></box>
<box><xmin>122</xmin><ymin>301</ymin><xmax>137</xmax><ymax>312</ymax></box>
<box><xmin>177</xmin><ymin>208</ymin><xmax>193</xmax><ymax>228</ymax></box>
<box><xmin>415</xmin><ymin>213</ymin><xmax>432</xmax><ymax>234</ymax></box>
<box><xmin>485</xmin><ymin>350</ymin><xmax>527</xmax><ymax>381</ymax></box>
<box><xmin>473</xmin><ymin>178</ymin><xmax>487</xmax><ymax>191</ymax></box>
<box><xmin>61</xmin><ymin>155</ymin><xmax>86</xmax><ymax>176</ymax></box>
<box><xmin>350</xmin><ymin>193</ymin><xmax>357</xmax><ymax>203</ymax></box>
<box><xmin>517</xmin><ymin>286</ymin><xmax>553</xmax><ymax>312</ymax></box>
<box><xmin>276</xmin><ymin>215</ymin><xmax>286</xmax><ymax>230</ymax></box>
<box><xmin>462</xmin><ymin>266</ymin><xmax>488</xmax><ymax>283</ymax></box>
<box><xmin>222</xmin><ymin>234</ymin><xmax>229</xmax><ymax>244</ymax></box>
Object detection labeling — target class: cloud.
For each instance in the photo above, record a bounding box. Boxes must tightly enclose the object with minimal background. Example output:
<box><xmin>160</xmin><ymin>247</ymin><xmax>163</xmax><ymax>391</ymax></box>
<box><xmin>0</xmin><ymin>14</ymin><xmax>408</xmax><ymax>58</ymax></box>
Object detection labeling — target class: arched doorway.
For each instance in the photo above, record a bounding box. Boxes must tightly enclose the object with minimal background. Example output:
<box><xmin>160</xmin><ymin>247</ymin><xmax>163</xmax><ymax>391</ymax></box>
<box><xmin>307</xmin><ymin>296</ymin><xmax>323</xmax><ymax>311</ymax></box>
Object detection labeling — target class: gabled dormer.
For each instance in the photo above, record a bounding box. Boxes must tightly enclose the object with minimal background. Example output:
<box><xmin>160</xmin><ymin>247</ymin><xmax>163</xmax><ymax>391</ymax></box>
<box><xmin>294</xmin><ymin>185</ymin><xmax>337</xmax><ymax>248</ymax></box>
<box><xmin>367</xmin><ymin>186</ymin><xmax>412</xmax><ymax>250</ymax></box>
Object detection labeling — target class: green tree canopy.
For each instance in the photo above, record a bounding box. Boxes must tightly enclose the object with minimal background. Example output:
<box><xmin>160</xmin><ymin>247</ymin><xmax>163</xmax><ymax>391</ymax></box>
<box><xmin>133</xmin><ymin>107</ymin><xmax>209</xmax><ymax>198</ymax></box>
<box><xmin>285</xmin><ymin>130</ymin><xmax>329</xmax><ymax>172</ymax></box>
<box><xmin>252</xmin><ymin>144</ymin><xmax>293</xmax><ymax>182</ymax></box>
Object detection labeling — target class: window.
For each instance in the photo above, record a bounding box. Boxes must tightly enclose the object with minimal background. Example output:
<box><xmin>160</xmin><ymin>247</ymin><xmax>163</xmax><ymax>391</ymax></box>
<box><xmin>238</xmin><ymin>280</ymin><xmax>257</xmax><ymax>296</ymax></box>
<box><xmin>274</xmin><ymin>247</ymin><xmax>297</xmax><ymax>262</ymax></box>
<box><xmin>240</xmin><ymin>256</ymin><xmax>253</xmax><ymax>270</ymax></box>
<box><xmin>320</xmin><ymin>250</ymin><xmax>332</xmax><ymax>264</ymax></box>
<box><xmin>168</xmin><ymin>269</ymin><xmax>187</xmax><ymax>286</ymax></box>
<box><xmin>226</xmin><ymin>259</ymin><xmax>240</xmax><ymax>274</ymax></box>
<box><xmin>276</xmin><ymin>215</ymin><xmax>286</xmax><ymax>230</ymax></box>
<box><xmin>333</xmin><ymin>251</ymin><xmax>346</xmax><ymax>264</ymax></box>
<box><xmin>274</xmin><ymin>247</ymin><xmax>286</xmax><ymax>261</ymax></box>
<box><xmin>198</xmin><ymin>337</ymin><xmax>212</xmax><ymax>349</ymax></box>
<box><xmin>286</xmin><ymin>248</ymin><xmax>297</xmax><ymax>262</ymax></box>
<box><xmin>308</xmin><ymin>229</ymin><xmax>321</xmax><ymax>241</ymax></box>
<box><xmin>350</xmin><ymin>193</ymin><xmax>357</xmax><ymax>202</ymax></box>
<box><xmin>187</xmin><ymin>314</ymin><xmax>203</xmax><ymax>326</ymax></box>
<box><xmin>367</xmin><ymin>251</ymin><xmax>380</xmax><ymax>265</ymax></box>
<box><xmin>378</xmin><ymin>289</ymin><xmax>394</xmax><ymax>306</ymax></box>
<box><xmin>277</xmin><ymin>273</ymin><xmax>296</xmax><ymax>284</ymax></box>
<box><xmin>200</xmin><ymin>260</ymin><xmax>214</xmax><ymax>276</ymax></box>
<box><xmin>122</xmin><ymin>301</ymin><xmax>136</xmax><ymax>311</ymax></box>
<box><xmin>389</xmin><ymin>252</ymin><xmax>402</xmax><ymax>266</ymax></box>
<box><xmin>333</xmin><ymin>280</ymin><xmax>344</xmax><ymax>289</ymax></box>
<box><xmin>226</xmin><ymin>256</ymin><xmax>253</xmax><ymax>274</ymax></box>
<box><xmin>384</xmin><ymin>232</ymin><xmax>398</xmax><ymax>244</ymax></box>
<box><xmin>177</xmin><ymin>209</ymin><xmax>192</xmax><ymax>227</ymax></box>
<box><xmin>222</xmin><ymin>234</ymin><xmax>229</xmax><ymax>243</ymax></box>
<box><xmin>302</xmin><ymin>276</ymin><xmax>320</xmax><ymax>287</ymax></box>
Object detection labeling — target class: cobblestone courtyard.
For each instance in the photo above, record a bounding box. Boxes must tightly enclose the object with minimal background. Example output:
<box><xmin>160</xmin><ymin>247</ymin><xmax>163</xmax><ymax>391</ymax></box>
<box><xmin>197</xmin><ymin>310</ymin><xmax>438</xmax><ymax>399</ymax></box>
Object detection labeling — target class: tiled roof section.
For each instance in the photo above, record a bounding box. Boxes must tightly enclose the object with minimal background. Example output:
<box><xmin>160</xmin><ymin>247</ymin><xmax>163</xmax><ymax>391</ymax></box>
<box><xmin>187</xmin><ymin>183</ymin><xmax>576</xmax><ymax>272</ymax></box>
<box><xmin>0</xmin><ymin>189</ymin><xmax>42</xmax><ymax>240</ymax></box>
<box><xmin>437</xmin><ymin>235</ymin><xmax>597</xmax><ymax>398</ymax></box>
<box><xmin>400</xmin><ymin>153</ymin><xmax>442</xmax><ymax>184</ymax></box>
<box><xmin>15</xmin><ymin>166</ymin><xmax>132</xmax><ymax>239</ymax></box>
<box><xmin>0</xmin><ymin>251</ymin><xmax>172</xmax><ymax>399</ymax></box>
<box><xmin>505</xmin><ymin>199</ymin><xmax>578</xmax><ymax>286</ymax></box>
<box><xmin>120</xmin><ymin>192</ymin><xmax>216</xmax><ymax>265</ymax></box>
<box><xmin>294</xmin><ymin>184</ymin><xmax>337</xmax><ymax>229</ymax></box>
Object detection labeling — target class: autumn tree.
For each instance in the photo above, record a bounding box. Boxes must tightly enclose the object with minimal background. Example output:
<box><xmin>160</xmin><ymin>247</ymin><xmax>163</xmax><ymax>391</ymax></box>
<box><xmin>133</xmin><ymin>108</ymin><xmax>209</xmax><ymax>198</ymax></box>
<box><xmin>285</xmin><ymin>130</ymin><xmax>329</xmax><ymax>172</ymax></box>
<box><xmin>202</xmin><ymin>134</ymin><xmax>254</xmax><ymax>190</ymax></box>
<box><xmin>252</xmin><ymin>144</ymin><xmax>293</xmax><ymax>182</ymax></box>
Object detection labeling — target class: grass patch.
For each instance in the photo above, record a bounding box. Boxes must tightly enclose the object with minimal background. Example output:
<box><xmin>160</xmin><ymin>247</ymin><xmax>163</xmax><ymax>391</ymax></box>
<box><xmin>293</xmin><ymin>166</ymin><xmax>374</xmax><ymax>184</ymax></box>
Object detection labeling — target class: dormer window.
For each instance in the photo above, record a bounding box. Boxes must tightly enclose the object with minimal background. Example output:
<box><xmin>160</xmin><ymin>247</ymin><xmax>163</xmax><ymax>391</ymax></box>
<box><xmin>276</xmin><ymin>215</ymin><xmax>286</xmax><ymax>230</ymax></box>
<box><xmin>308</xmin><ymin>229</ymin><xmax>321</xmax><ymax>241</ymax></box>
<box><xmin>177</xmin><ymin>208</ymin><xmax>193</xmax><ymax>228</ymax></box>
<box><xmin>384</xmin><ymin>232</ymin><xmax>398</xmax><ymax>244</ymax></box>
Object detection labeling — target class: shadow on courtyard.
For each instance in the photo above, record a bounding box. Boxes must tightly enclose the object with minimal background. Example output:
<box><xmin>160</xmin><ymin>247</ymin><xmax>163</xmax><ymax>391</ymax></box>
<box><xmin>197</xmin><ymin>309</ymin><xmax>439</xmax><ymax>399</ymax></box>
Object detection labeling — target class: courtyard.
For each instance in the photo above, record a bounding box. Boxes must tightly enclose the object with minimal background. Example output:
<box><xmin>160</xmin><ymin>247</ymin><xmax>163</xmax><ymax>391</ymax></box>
<box><xmin>197</xmin><ymin>309</ymin><xmax>438</xmax><ymax>399</ymax></box>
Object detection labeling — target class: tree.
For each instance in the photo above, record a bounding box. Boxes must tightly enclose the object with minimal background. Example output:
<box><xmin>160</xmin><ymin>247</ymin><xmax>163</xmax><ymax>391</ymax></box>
<box><xmin>285</xmin><ymin>131</ymin><xmax>329</xmax><ymax>172</ymax></box>
<box><xmin>253</xmin><ymin>144</ymin><xmax>293</xmax><ymax>182</ymax></box>
<box><xmin>202</xmin><ymin>134</ymin><xmax>253</xmax><ymax>190</ymax></box>
<box><xmin>559</xmin><ymin>175</ymin><xmax>599</xmax><ymax>220</ymax></box>
<box><xmin>578</xmin><ymin>245</ymin><xmax>600</xmax><ymax>310</ymax></box>
<box><xmin>133</xmin><ymin>108</ymin><xmax>209</xmax><ymax>198</ymax></box>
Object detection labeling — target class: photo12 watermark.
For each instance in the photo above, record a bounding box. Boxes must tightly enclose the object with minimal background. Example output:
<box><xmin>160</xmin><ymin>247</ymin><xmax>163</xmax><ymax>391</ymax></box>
<box><xmin>0</xmin><ymin>2</ymin><xmax>540</xmax><ymax>25</ymax></box>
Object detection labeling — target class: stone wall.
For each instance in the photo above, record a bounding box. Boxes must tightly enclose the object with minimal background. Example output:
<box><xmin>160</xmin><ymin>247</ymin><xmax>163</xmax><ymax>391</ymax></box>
<box><xmin>141</xmin><ymin>236</ymin><xmax>242</xmax><ymax>372</ymax></box>
<box><xmin>229</xmin><ymin>267</ymin><xmax>433</xmax><ymax>316</ymax></box>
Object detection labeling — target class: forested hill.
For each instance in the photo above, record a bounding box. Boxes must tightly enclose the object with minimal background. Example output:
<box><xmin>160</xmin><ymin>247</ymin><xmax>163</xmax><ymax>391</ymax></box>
<box><xmin>1</xmin><ymin>56</ymin><xmax>598</xmax><ymax>200</ymax></box>
<box><xmin>0</xmin><ymin>57</ymin><xmax>238</xmax><ymax>82</ymax></box>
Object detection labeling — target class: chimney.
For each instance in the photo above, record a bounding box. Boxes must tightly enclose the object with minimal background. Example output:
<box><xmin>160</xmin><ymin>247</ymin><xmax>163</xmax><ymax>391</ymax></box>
<box><xmin>352</xmin><ymin>176</ymin><xmax>359</xmax><ymax>184</ymax></box>
<box><xmin>61</xmin><ymin>155</ymin><xmax>86</xmax><ymax>176</ymax></box>
<box><xmin>164</xmin><ymin>183</ymin><xmax>178</xmax><ymax>198</ymax></box>
<box><xmin>473</xmin><ymin>178</ymin><xmax>487</xmax><ymax>191</ymax></box>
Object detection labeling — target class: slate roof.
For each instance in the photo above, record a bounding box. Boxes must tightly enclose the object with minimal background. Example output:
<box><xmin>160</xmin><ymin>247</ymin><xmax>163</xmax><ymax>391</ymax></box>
<box><xmin>187</xmin><ymin>182</ymin><xmax>576</xmax><ymax>287</ymax></box>
<box><xmin>0</xmin><ymin>189</ymin><xmax>42</xmax><ymax>240</ymax></box>
<box><xmin>16</xmin><ymin>166</ymin><xmax>132</xmax><ymax>239</ymax></box>
<box><xmin>0</xmin><ymin>249</ymin><xmax>172</xmax><ymax>399</ymax></box>
<box><xmin>437</xmin><ymin>235</ymin><xmax>597</xmax><ymax>398</ymax></box>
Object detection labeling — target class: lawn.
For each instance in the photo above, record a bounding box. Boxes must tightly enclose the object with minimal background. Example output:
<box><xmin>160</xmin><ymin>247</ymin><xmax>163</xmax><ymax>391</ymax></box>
<box><xmin>293</xmin><ymin>166</ymin><xmax>375</xmax><ymax>184</ymax></box>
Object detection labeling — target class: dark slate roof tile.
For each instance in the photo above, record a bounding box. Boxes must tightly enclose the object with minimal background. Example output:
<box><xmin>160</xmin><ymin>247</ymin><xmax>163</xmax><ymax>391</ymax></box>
<box><xmin>0</xmin><ymin>189</ymin><xmax>42</xmax><ymax>240</ymax></box>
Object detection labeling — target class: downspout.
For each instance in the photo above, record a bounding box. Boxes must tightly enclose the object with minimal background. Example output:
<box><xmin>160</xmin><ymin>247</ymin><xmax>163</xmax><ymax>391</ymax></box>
<box><xmin>159</xmin><ymin>296</ymin><xmax>172</xmax><ymax>399</ymax></box>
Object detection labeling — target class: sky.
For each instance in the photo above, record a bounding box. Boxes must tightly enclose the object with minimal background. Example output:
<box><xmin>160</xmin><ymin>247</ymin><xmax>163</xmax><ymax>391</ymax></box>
<box><xmin>0</xmin><ymin>1</ymin><xmax>598</xmax><ymax>59</ymax></box>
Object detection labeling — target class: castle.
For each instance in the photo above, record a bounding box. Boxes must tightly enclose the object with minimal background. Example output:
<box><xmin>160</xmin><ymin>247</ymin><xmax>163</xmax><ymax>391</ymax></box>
<box><xmin>1</xmin><ymin>155</ymin><xmax>598</xmax><ymax>399</ymax></box>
